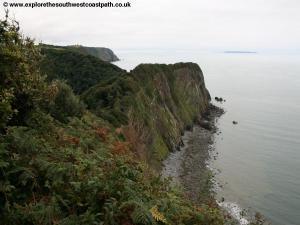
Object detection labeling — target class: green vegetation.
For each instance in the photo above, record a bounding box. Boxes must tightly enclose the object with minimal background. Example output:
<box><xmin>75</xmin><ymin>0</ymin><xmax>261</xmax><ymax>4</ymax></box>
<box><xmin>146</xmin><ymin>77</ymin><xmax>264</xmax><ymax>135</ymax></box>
<box><xmin>40</xmin><ymin>44</ymin><xmax>119</xmax><ymax>62</ymax></box>
<box><xmin>43</xmin><ymin>80</ymin><xmax>85</xmax><ymax>123</ymax></box>
<box><xmin>40</xmin><ymin>45</ymin><xmax>125</xmax><ymax>94</ymax></box>
<box><xmin>0</xmin><ymin>16</ymin><xmax>235</xmax><ymax>224</ymax></box>
<box><xmin>82</xmin><ymin>62</ymin><xmax>211</xmax><ymax>167</ymax></box>
<box><xmin>66</xmin><ymin>45</ymin><xmax>119</xmax><ymax>62</ymax></box>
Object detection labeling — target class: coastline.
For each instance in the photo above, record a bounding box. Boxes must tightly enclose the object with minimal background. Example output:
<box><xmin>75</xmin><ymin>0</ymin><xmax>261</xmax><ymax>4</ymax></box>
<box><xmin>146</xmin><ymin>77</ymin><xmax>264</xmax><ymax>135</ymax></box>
<box><xmin>161</xmin><ymin>104</ymin><xmax>250</xmax><ymax>224</ymax></box>
<box><xmin>161</xmin><ymin>104</ymin><xmax>223</xmax><ymax>203</ymax></box>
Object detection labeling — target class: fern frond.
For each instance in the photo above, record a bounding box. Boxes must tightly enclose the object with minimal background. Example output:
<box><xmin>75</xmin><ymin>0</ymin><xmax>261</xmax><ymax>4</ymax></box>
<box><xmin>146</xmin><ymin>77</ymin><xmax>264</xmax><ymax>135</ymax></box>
<box><xmin>150</xmin><ymin>206</ymin><xmax>168</xmax><ymax>224</ymax></box>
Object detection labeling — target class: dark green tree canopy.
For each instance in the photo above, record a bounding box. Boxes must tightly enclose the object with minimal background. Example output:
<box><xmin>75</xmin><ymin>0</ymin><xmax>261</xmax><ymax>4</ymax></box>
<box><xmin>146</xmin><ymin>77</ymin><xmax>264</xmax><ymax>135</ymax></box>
<box><xmin>0</xmin><ymin>15</ymin><xmax>46</xmax><ymax>128</ymax></box>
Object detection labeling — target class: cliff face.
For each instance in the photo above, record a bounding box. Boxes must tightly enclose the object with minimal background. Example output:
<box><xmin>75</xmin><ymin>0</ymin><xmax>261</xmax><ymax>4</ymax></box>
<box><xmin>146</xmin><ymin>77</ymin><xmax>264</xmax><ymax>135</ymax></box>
<box><xmin>124</xmin><ymin>63</ymin><xmax>211</xmax><ymax>167</ymax></box>
<box><xmin>83</xmin><ymin>63</ymin><xmax>211</xmax><ymax>168</ymax></box>
<box><xmin>71</xmin><ymin>46</ymin><xmax>120</xmax><ymax>62</ymax></box>
<box><xmin>40</xmin><ymin>46</ymin><xmax>211</xmax><ymax>167</ymax></box>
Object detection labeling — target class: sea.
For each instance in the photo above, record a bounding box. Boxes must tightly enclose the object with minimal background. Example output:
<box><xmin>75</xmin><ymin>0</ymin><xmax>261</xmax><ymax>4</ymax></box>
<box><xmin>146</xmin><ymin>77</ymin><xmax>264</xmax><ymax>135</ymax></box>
<box><xmin>114</xmin><ymin>49</ymin><xmax>300</xmax><ymax>225</ymax></box>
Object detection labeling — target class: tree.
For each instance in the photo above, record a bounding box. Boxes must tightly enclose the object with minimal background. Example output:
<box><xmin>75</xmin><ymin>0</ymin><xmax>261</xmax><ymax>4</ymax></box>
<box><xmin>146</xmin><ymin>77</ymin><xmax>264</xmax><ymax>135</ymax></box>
<box><xmin>47</xmin><ymin>80</ymin><xmax>85</xmax><ymax>123</ymax></box>
<box><xmin>0</xmin><ymin>12</ymin><xmax>46</xmax><ymax>130</ymax></box>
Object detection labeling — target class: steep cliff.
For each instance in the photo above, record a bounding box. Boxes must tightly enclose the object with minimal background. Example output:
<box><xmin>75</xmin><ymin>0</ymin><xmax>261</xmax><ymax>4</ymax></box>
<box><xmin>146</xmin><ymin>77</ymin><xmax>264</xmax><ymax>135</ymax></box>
<box><xmin>40</xmin><ymin>45</ymin><xmax>211</xmax><ymax>167</ymax></box>
<box><xmin>68</xmin><ymin>45</ymin><xmax>120</xmax><ymax>62</ymax></box>
<box><xmin>82</xmin><ymin>62</ymin><xmax>211</xmax><ymax>167</ymax></box>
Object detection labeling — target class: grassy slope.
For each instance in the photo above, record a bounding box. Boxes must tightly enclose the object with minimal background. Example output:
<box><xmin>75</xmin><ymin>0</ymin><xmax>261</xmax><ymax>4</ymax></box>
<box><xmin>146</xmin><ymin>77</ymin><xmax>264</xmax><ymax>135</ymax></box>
<box><xmin>40</xmin><ymin>46</ymin><xmax>125</xmax><ymax>94</ymax></box>
<box><xmin>82</xmin><ymin>62</ymin><xmax>211</xmax><ymax>168</ymax></box>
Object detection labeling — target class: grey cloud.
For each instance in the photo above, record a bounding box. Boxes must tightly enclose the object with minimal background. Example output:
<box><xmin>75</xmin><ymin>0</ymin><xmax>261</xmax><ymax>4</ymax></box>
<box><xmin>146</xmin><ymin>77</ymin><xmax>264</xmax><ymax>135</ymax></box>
<box><xmin>2</xmin><ymin>0</ymin><xmax>300</xmax><ymax>51</ymax></box>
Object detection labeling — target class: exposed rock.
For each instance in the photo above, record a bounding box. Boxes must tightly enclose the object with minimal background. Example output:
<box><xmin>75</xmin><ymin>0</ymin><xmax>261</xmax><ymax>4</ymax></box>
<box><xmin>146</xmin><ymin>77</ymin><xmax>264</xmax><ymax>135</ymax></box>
<box><xmin>179</xmin><ymin>139</ymin><xmax>184</xmax><ymax>147</ymax></box>
<box><xmin>44</xmin><ymin>59</ymin><xmax>212</xmax><ymax>169</ymax></box>
<box><xmin>122</xmin><ymin>63</ymin><xmax>211</xmax><ymax>168</ymax></box>
<box><xmin>215</xmin><ymin>97</ymin><xmax>225</xmax><ymax>102</ymax></box>
<box><xmin>162</xmin><ymin>104</ymin><xmax>224</xmax><ymax>203</ymax></box>
<box><xmin>202</xmin><ymin>111</ymin><xmax>211</xmax><ymax>119</ymax></box>
<box><xmin>199</xmin><ymin>120</ymin><xmax>212</xmax><ymax>131</ymax></box>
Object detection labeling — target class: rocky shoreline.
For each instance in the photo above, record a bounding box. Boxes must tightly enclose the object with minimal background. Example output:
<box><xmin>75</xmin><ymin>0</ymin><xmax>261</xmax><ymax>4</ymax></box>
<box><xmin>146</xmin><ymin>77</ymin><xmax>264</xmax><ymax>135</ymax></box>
<box><xmin>161</xmin><ymin>104</ymin><xmax>224</xmax><ymax>204</ymax></box>
<box><xmin>161</xmin><ymin>103</ymin><xmax>255</xmax><ymax>225</ymax></box>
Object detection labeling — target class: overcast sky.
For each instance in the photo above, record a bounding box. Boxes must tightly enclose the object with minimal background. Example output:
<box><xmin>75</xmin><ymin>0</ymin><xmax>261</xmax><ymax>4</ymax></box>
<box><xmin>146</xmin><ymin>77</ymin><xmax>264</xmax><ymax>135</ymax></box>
<box><xmin>2</xmin><ymin>0</ymin><xmax>300</xmax><ymax>51</ymax></box>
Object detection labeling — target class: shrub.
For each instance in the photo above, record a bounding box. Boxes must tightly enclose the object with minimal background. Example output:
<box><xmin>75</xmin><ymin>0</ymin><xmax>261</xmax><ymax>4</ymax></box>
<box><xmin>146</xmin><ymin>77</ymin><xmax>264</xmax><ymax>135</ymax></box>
<box><xmin>47</xmin><ymin>81</ymin><xmax>85</xmax><ymax>123</ymax></box>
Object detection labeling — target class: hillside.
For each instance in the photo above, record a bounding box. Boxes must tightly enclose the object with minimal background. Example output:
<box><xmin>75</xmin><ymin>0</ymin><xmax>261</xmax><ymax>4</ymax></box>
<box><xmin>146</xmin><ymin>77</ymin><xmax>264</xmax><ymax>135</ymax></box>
<box><xmin>68</xmin><ymin>45</ymin><xmax>120</xmax><ymax>62</ymax></box>
<box><xmin>41</xmin><ymin>48</ymin><xmax>211</xmax><ymax>168</ymax></box>
<box><xmin>40</xmin><ymin>45</ymin><xmax>125</xmax><ymax>94</ymax></box>
<box><xmin>40</xmin><ymin>45</ymin><xmax>211</xmax><ymax>169</ymax></box>
<box><xmin>82</xmin><ymin>63</ymin><xmax>211</xmax><ymax>168</ymax></box>
<box><xmin>0</xmin><ymin>18</ymin><xmax>236</xmax><ymax>225</ymax></box>
<box><xmin>40</xmin><ymin>44</ymin><xmax>119</xmax><ymax>62</ymax></box>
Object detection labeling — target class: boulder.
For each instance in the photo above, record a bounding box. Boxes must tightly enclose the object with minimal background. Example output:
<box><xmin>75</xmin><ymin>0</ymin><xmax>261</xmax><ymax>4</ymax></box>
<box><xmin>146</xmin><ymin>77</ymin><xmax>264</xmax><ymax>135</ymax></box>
<box><xmin>199</xmin><ymin>120</ymin><xmax>212</xmax><ymax>130</ymax></box>
<box><xmin>215</xmin><ymin>96</ymin><xmax>225</xmax><ymax>102</ymax></box>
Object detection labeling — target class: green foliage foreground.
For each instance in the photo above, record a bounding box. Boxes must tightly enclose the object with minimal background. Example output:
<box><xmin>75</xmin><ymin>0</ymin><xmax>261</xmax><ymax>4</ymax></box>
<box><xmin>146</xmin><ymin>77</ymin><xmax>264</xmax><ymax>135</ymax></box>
<box><xmin>0</xmin><ymin>17</ymin><xmax>231</xmax><ymax>224</ymax></box>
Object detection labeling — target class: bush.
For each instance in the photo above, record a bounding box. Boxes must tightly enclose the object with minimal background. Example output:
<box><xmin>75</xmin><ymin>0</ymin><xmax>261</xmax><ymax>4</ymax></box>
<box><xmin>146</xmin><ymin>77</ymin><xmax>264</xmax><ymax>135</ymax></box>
<box><xmin>47</xmin><ymin>81</ymin><xmax>85</xmax><ymax>123</ymax></box>
<box><xmin>0</xmin><ymin>16</ymin><xmax>47</xmax><ymax>128</ymax></box>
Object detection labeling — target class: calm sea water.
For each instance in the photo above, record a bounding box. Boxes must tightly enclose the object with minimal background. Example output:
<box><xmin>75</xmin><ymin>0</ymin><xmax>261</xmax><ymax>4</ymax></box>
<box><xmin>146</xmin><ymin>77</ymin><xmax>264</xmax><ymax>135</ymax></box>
<box><xmin>114</xmin><ymin>50</ymin><xmax>300</xmax><ymax>225</ymax></box>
